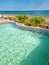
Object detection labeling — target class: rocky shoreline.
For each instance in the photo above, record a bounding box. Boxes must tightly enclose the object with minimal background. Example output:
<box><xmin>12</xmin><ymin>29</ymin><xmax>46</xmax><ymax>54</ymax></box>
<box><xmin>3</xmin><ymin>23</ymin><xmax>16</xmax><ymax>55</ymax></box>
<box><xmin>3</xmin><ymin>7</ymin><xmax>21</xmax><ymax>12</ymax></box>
<box><xmin>0</xmin><ymin>14</ymin><xmax>49</xmax><ymax>30</ymax></box>
<box><xmin>16</xmin><ymin>22</ymin><xmax>49</xmax><ymax>31</ymax></box>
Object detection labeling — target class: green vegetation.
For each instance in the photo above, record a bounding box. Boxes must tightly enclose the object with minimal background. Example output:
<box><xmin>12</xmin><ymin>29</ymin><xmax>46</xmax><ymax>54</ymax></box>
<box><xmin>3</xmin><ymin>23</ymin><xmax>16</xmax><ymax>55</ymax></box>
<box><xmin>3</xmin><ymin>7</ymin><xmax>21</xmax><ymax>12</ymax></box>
<box><xmin>1</xmin><ymin>14</ymin><xmax>48</xmax><ymax>29</ymax></box>
<box><xmin>2</xmin><ymin>14</ymin><xmax>45</xmax><ymax>27</ymax></box>
<box><xmin>16</xmin><ymin>14</ymin><xmax>45</xmax><ymax>27</ymax></box>
<box><xmin>16</xmin><ymin>14</ymin><xmax>28</xmax><ymax>23</ymax></box>
<box><xmin>30</xmin><ymin>16</ymin><xmax>45</xmax><ymax>26</ymax></box>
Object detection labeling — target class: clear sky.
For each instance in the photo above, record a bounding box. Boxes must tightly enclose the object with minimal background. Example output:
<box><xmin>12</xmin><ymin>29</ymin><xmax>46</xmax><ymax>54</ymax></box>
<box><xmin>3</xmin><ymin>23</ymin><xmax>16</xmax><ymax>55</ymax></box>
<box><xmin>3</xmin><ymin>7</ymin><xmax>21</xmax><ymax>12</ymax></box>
<box><xmin>0</xmin><ymin>0</ymin><xmax>49</xmax><ymax>10</ymax></box>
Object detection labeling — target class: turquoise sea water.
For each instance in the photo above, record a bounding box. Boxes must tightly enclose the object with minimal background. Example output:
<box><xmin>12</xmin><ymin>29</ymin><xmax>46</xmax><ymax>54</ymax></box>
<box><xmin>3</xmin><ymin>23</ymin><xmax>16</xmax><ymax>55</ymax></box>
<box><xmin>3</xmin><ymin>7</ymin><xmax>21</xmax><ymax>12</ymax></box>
<box><xmin>0</xmin><ymin>22</ymin><xmax>49</xmax><ymax>65</ymax></box>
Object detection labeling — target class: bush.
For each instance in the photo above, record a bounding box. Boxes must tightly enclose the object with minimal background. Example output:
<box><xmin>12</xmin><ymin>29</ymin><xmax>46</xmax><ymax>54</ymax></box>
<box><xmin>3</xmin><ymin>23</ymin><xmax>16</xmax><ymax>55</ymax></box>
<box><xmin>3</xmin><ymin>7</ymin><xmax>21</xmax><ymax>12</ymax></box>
<box><xmin>30</xmin><ymin>16</ymin><xmax>45</xmax><ymax>26</ymax></box>
<box><xmin>16</xmin><ymin>14</ymin><xmax>28</xmax><ymax>23</ymax></box>
<box><xmin>16</xmin><ymin>15</ymin><xmax>45</xmax><ymax>27</ymax></box>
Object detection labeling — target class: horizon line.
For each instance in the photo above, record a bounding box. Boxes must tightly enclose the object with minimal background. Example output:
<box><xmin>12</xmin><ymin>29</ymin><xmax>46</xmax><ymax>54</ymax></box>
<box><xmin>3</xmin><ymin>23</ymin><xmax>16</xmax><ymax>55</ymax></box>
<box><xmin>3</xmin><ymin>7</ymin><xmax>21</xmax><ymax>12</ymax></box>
<box><xmin>0</xmin><ymin>10</ymin><xmax>49</xmax><ymax>11</ymax></box>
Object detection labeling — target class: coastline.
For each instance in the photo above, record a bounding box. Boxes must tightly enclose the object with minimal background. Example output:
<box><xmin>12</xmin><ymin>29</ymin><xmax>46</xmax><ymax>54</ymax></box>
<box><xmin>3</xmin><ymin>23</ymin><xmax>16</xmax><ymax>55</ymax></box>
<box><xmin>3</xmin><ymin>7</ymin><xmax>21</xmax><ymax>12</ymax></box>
<box><xmin>16</xmin><ymin>22</ymin><xmax>49</xmax><ymax>31</ymax></box>
<box><xmin>0</xmin><ymin>14</ymin><xmax>49</xmax><ymax>30</ymax></box>
<box><xmin>0</xmin><ymin>20</ymin><xmax>49</xmax><ymax>31</ymax></box>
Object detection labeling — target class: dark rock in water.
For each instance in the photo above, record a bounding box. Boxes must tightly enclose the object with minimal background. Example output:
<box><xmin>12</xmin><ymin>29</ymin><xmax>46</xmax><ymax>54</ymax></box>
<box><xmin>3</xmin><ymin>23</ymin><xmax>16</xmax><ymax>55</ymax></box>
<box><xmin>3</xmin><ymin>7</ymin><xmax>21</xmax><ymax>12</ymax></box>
<box><xmin>47</xmin><ymin>62</ymin><xmax>49</xmax><ymax>65</ymax></box>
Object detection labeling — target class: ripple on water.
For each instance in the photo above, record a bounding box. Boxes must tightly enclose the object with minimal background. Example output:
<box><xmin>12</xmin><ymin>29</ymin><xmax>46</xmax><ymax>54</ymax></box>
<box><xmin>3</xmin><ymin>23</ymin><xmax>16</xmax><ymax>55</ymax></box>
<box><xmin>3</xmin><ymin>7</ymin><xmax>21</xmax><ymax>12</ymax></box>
<box><xmin>0</xmin><ymin>23</ymin><xmax>49</xmax><ymax>65</ymax></box>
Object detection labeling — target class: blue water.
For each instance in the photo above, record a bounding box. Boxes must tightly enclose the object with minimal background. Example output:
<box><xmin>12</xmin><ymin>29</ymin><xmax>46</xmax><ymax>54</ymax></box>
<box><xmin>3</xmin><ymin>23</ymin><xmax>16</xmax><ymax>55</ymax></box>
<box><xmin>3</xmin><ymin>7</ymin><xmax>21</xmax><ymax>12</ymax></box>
<box><xmin>0</xmin><ymin>22</ymin><xmax>49</xmax><ymax>65</ymax></box>
<box><xmin>0</xmin><ymin>10</ymin><xmax>49</xmax><ymax>17</ymax></box>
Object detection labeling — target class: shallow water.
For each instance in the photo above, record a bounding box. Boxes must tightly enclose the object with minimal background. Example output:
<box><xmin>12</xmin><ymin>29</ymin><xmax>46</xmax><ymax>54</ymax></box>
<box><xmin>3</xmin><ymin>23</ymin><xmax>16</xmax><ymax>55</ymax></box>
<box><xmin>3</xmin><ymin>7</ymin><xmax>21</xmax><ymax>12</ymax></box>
<box><xmin>0</xmin><ymin>22</ymin><xmax>49</xmax><ymax>65</ymax></box>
